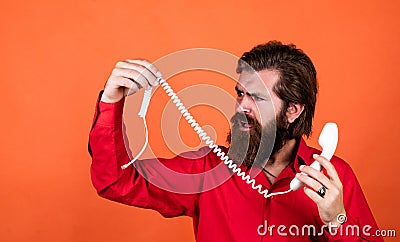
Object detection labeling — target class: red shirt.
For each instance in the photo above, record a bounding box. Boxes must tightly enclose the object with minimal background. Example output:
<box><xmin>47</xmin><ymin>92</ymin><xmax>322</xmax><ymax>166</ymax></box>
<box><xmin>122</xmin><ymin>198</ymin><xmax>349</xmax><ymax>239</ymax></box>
<box><xmin>89</xmin><ymin>93</ymin><xmax>382</xmax><ymax>241</ymax></box>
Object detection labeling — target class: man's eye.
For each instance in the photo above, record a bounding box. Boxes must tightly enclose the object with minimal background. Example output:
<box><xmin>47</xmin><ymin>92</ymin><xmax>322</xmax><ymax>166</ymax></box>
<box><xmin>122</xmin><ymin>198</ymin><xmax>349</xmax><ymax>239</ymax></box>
<box><xmin>253</xmin><ymin>96</ymin><xmax>264</xmax><ymax>101</ymax></box>
<box><xmin>236</xmin><ymin>90</ymin><xmax>244</xmax><ymax>97</ymax></box>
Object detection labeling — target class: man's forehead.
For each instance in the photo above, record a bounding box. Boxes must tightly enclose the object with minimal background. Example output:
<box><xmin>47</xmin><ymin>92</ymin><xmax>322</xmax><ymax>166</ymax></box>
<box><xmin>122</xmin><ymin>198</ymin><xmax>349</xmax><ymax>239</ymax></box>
<box><xmin>237</xmin><ymin>69</ymin><xmax>280</xmax><ymax>93</ymax></box>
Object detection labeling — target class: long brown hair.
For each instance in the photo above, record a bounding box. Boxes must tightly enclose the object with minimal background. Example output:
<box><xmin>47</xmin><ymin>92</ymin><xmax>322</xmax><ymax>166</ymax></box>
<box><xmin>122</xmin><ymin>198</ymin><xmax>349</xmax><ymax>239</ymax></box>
<box><xmin>237</xmin><ymin>41</ymin><xmax>318</xmax><ymax>138</ymax></box>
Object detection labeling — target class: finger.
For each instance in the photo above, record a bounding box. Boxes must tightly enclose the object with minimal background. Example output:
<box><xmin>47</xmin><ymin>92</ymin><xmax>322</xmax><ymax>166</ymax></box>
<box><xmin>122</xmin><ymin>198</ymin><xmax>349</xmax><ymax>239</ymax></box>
<box><xmin>112</xmin><ymin>67</ymin><xmax>151</xmax><ymax>90</ymax></box>
<box><xmin>296</xmin><ymin>173</ymin><xmax>328</xmax><ymax>193</ymax></box>
<box><xmin>313</xmin><ymin>154</ymin><xmax>342</xmax><ymax>188</ymax></box>
<box><xmin>304</xmin><ymin>186</ymin><xmax>324</xmax><ymax>204</ymax></box>
<box><xmin>124</xmin><ymin>59</ymin><xmax>162</xmax><ymax>86</ymax></box>
<box><xmin>116</xmin><ymin>60</ymin><xmax>158</xmax><ymax>80</ymax></box>
<box><xmin>107</xmin><ymin>76</ymin><xmax>141</xmax><ymax>96</ymax></box>
<box><xmin>115</xmin><ymin>61</ymin><xmax>158</xmax><ymax>87</ymax></box>
<box><xmin>300</xmin><ymin>165</ymin><xmax>333</xmax><ymax>189</ymax></box>
<box><xmin>126</xmin><ymin>81</ymin><xmax>140</xmax><ymax>96</ymax></box>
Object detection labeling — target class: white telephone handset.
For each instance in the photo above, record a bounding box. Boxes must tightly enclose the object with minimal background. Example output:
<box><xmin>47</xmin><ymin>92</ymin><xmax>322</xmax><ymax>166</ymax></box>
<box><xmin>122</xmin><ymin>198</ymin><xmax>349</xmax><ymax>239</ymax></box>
<box><xmin>290</xmin><ymin>122</ymin><xmax>338</xmax><ymax>191</ymax></box>
<box><xmin>122</xmin><ymin>77</ymin><xmax>339</xmax><ymax>199</ymax></box>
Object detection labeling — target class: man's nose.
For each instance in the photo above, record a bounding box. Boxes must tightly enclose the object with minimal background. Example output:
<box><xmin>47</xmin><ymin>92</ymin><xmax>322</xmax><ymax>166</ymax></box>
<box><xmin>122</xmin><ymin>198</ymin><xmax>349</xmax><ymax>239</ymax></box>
<box><xmin>236</xmin><ymin>95</ymin><xmax>253</xmax><ymax>114</ymax></box>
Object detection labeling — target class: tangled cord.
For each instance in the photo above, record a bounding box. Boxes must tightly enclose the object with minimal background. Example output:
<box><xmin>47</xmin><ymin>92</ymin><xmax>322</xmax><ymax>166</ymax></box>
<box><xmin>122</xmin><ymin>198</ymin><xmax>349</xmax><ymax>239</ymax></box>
<box><xmin>121</xmin><ymin>77</ymin><xmax>292</xmax><ymax>198</ymax></box>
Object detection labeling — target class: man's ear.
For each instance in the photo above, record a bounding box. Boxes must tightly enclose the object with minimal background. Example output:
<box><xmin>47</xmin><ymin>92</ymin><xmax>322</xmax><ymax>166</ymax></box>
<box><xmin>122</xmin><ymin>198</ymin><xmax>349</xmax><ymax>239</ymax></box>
<box><xmin>286</xmin><ymin>102</ymin><xmax>305</xmax><ymax>124</ymax></box>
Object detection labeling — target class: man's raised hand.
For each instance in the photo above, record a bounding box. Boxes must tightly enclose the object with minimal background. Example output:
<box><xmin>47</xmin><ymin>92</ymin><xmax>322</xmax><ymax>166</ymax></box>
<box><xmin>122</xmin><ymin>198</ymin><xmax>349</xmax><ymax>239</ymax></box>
<box><xmin>101</xmin><ymin>59</ymin><xmax>161</xmax><ymax>103</ymax></box>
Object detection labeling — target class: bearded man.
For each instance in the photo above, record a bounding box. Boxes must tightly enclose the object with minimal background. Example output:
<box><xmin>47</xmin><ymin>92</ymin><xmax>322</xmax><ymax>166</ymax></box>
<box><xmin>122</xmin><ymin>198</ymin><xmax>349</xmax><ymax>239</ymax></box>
<box><xmin>88</xmin><ymin>41</ymin><xmax>381</xmax><ymax>241</ymax></box>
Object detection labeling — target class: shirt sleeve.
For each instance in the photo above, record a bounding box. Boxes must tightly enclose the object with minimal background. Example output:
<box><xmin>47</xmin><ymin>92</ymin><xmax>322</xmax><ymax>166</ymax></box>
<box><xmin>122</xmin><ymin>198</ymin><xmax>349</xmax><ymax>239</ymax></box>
<box><xmin>88</xmin><ymin>91</ymin><xmax>206</xmax><ymax>218</ymax></box>
<box><xmin>323</xmin><ymin>159</ymin><xmax>383</xmax><ymax>241</ymax></box>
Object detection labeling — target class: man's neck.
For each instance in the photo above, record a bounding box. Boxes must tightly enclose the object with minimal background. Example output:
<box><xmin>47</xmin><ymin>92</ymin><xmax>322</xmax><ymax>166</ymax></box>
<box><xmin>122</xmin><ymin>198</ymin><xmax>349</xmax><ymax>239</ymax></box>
<box><xmin>263</xmin><ymin>139</ymin><xmax>298</xmax><ymax>183</ymax></box>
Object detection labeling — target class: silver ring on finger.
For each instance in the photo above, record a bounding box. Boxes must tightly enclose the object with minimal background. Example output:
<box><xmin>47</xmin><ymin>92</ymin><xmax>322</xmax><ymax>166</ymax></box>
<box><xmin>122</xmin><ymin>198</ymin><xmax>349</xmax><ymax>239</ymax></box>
<box><xmin>317</xmin><ymin>186</ymin><xmax>327</xmax><ymax>198</ymax></box>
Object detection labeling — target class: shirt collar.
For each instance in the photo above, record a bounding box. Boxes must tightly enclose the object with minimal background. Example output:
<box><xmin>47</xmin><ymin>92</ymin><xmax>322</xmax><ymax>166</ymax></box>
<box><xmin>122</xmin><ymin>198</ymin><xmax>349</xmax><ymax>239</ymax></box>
<box><xmin>293</xmin><ymin>138</ymin><xmax>318</xmax><ymax>173</ymax></box>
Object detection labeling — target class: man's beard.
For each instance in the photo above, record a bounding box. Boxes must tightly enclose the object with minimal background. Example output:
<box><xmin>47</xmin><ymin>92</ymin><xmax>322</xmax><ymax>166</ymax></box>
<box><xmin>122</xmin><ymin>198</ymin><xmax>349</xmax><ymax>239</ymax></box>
<box><xmin>226</xmin><ymin>112</ymin><xmax>290</xmax><ymax>167</ymax></box>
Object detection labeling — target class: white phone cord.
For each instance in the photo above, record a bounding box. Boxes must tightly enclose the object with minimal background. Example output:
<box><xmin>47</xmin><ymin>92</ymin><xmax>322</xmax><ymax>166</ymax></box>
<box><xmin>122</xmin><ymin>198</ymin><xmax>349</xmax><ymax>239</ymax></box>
<box><xmin>121</xmin><ymin>78</ymin><xmax>292</xmax><ymax>199</ymax></box>
<box><xmin>120</xmin><ymin>88</ymin><xmax>151</xmax><ymax>170</ymax></box>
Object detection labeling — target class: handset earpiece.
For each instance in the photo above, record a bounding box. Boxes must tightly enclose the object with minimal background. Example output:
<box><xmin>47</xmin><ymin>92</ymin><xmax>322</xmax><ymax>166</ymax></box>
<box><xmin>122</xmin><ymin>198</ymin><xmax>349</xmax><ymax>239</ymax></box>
<box><xmin>290</xmin><ymin>122</ymin><xmax>339</xmax><ymax>191</ymax></box>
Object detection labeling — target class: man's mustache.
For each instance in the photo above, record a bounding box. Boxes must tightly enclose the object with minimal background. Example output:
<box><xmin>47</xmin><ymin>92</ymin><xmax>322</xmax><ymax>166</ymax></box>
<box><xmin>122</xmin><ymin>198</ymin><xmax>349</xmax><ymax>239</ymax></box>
<box><xmin>230</xmin><ymin>112</ymin><xmax>257</xmax><ymax>126</ymax></box>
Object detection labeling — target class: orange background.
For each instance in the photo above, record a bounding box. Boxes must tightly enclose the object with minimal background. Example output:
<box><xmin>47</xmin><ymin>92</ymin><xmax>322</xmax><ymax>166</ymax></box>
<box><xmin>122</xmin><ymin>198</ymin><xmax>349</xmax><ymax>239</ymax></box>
<box><xmin>1</xmin><ymin>0</ymin><xmax>399</xmax><ymax>241</ymax></box>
